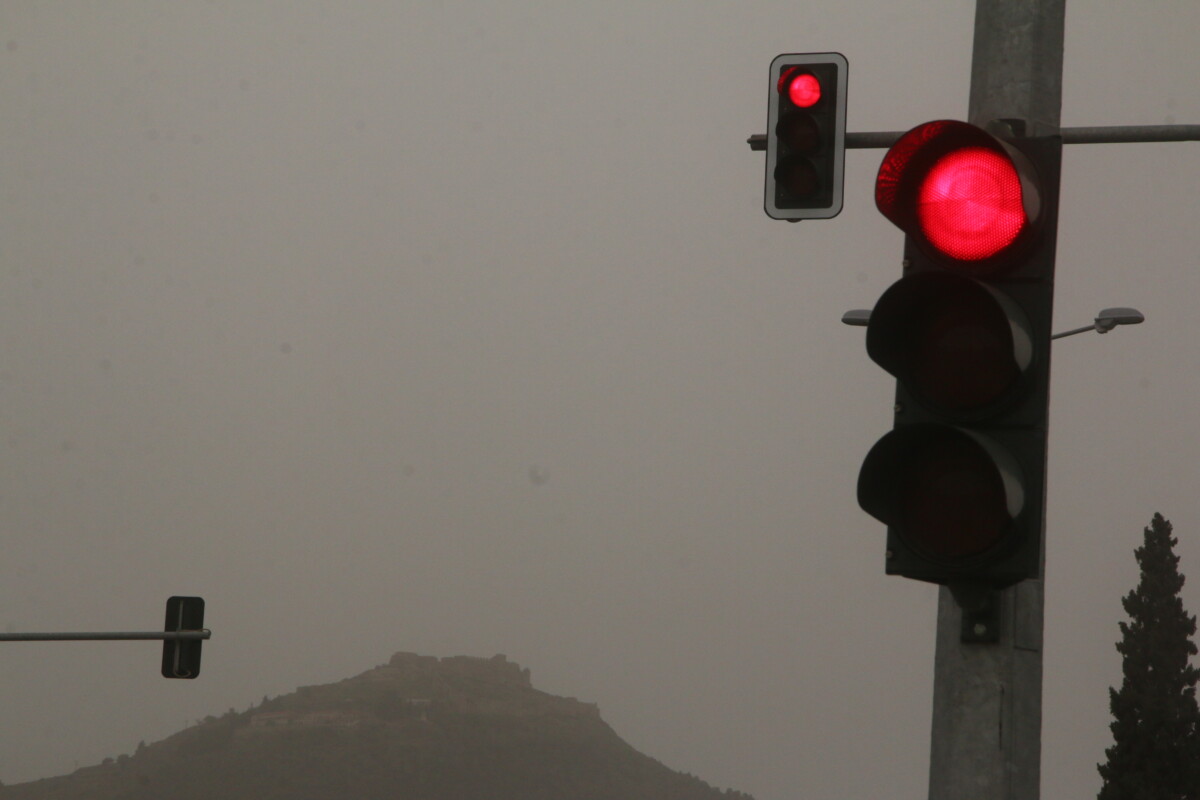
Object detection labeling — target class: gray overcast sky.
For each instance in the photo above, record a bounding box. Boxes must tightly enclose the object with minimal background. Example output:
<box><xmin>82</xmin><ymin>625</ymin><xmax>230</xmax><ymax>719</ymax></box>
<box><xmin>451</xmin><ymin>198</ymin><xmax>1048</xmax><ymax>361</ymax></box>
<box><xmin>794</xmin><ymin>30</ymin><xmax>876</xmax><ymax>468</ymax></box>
<box><xmin>2</xmin><ymin>3</ymin><xmax>1198</xmax><ymax>799</ymax></box>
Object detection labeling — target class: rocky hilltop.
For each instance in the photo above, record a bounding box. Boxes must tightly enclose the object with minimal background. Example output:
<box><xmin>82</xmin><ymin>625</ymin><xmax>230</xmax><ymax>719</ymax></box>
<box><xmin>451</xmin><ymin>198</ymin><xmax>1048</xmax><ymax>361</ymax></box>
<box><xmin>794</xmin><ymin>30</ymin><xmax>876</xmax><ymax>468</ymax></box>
<box><xmin>4</xmin><ymin>652</ymin><xmax>753</xmax><ymax>800</ymax></box>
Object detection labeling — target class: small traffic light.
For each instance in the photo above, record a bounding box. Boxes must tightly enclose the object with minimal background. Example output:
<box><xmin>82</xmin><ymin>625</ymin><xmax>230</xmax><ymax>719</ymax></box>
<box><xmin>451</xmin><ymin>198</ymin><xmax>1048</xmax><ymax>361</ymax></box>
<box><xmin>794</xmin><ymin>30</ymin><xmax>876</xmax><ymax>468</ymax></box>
<box><xmin>764</xmin><ymin>53</ymin><xmax>847</xmax><ymax>220</ymax></box>
<box><xmin>858</xmin><ymin>120</ymin><xmax>1061</xmax><ymax>589</ymax></box>
<box><xmin>162</xmin><ymin>596</ymin><xmax>205</xmax><ymax>679</ymax></box>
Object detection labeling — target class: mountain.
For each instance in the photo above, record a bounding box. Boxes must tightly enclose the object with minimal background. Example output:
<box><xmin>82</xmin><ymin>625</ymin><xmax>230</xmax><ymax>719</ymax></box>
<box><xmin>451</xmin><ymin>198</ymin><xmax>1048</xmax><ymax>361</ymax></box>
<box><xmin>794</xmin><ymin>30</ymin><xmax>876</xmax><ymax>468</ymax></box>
<box><xmin>3</xmin><ymin>652</ymin><xmax>754</xmax><ymax>800</ymax></box>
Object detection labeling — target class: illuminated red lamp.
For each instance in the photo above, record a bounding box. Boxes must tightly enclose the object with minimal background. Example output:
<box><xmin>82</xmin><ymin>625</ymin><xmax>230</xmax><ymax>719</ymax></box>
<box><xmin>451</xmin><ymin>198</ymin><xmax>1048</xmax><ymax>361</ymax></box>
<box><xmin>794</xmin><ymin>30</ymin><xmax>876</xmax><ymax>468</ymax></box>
<box><xmin>780</xmin><ymin>70</ymin><xmax>822</xmax><ymax>108</ymax></box>
<box><xmin>919</xmin><ymin>147</ymin><xmax>1026</xmax><ymax>260</ymax></box>
<box><xmin>876</xmin><ymin>121</ymin><xmax>1042</xmax><ymax>272</ymax></box>
<box><xmin>782</xmin><ymin>71</ymin><xmax>820</xmax><ymax>108</ymax></box>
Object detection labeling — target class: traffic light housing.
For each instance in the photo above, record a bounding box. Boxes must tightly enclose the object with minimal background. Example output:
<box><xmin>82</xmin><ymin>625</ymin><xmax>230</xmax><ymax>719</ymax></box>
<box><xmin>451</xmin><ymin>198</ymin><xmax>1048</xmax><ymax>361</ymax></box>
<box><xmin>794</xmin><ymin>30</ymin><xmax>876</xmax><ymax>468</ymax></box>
<box><xmin>162</xmin><ymin>596</ymin><xmax>205</xmax><ymax>679</ymax></box>
<box><xmin>764</xmin><ymin>53</ymin><xmax>847</xmax><ymax>220</ymax></box>
<box><xmin>858</xmin><ymin>120</ymin><xmax>1061</xmax><ymax>589</ymax></box>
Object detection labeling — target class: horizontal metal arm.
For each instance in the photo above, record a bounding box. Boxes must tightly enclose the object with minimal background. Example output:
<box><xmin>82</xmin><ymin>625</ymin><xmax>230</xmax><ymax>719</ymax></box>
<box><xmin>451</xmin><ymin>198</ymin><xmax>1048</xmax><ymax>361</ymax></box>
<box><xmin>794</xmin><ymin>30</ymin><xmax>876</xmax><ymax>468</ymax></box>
<box><xmin>747</xmin><ymin>124</ymin><xmax>1200</xmax><ymax>151</ymax></box>
<box><xmin>845</xmin><ymin>309</ymin><xmax>1141</xmax><ymax>341</ymax></box>
<box><xmin>0</xmin><ymin>630</ymin><xmax>211</xmax><ymax>642</ymax></box>
<box><xmin>1049</xmin><ymin>324</ymin><xmax>1095</xmax><ymax>340</ymax></box>
<box><xmin>1060</xmin><ymin>124</ymin><xmax>1200</xmax><ymax>144</ymax></box>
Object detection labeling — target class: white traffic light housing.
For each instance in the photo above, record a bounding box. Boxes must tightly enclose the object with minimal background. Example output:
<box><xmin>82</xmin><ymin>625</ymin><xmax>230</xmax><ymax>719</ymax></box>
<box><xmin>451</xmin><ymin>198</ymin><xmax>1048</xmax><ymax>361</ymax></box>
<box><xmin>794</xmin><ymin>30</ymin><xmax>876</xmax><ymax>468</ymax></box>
<box><xmin>764</xmin><ymin>53</ymin><xmax>848</xmax><ymax>220</ymax></box>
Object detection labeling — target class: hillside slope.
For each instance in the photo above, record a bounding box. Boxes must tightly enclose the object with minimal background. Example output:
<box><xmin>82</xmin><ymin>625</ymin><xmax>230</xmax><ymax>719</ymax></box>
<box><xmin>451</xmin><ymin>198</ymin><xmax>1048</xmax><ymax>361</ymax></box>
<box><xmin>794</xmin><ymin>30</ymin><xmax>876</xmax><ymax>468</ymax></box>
<box><xmin>4</xmin><ymin>652</ymin><xmax>753</xmax><ymax>800</ymax></box>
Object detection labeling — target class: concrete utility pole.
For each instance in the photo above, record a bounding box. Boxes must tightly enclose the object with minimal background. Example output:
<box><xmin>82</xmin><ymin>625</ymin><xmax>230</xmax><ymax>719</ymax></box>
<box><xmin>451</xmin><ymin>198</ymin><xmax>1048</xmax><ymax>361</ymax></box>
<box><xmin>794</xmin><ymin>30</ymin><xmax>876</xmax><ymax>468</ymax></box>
<box><xmin>926</xmin><ymin>2</ymin><xmax>1064</xmax><ymax>799</ymax></box>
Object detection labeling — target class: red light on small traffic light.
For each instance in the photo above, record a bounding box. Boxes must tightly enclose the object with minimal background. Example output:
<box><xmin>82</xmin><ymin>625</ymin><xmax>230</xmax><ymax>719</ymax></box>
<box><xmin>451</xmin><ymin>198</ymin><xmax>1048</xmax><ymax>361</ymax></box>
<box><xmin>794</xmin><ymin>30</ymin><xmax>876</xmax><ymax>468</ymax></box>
<box><xmin>776</xmin><ymin>68</ymin><xmax>823</xmax><ymax>108</ymax></box>
<box><xmin>918</xmin><ymin>147</ymin><xmax>1027</xmax><ymax>261</ymax></box>
<box><xmin>787</xmin><ymin>73</ymin><xmax>821</xmax><ymax>108</ymax></box>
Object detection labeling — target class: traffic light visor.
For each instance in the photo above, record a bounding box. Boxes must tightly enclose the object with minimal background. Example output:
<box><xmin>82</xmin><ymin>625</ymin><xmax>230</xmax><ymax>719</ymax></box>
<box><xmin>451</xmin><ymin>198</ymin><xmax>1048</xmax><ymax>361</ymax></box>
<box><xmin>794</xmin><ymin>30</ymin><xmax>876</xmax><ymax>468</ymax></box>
<box><xmin>858</xmin><ymin>425</ymin><xmax>1025</xmax><ymax>564</ymax></box>
<box><xmin>779</xmin><ymin>70</ymin><xmax>822</xmax><ymax>108</ymax></box>
<box><xmin>866</xmin><ymin>272</ymin><xmax>1033</xmax><ymax>417</ymax></box>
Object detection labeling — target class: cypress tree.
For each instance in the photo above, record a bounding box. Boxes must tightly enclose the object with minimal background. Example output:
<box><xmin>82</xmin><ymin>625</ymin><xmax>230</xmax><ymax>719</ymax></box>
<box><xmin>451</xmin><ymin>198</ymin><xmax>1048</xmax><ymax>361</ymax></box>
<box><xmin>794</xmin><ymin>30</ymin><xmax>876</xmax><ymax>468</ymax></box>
<box><xmin>1098</xmin><ymin>513</ymin><xmax>1200</xmax><ymax>800</ymax></box>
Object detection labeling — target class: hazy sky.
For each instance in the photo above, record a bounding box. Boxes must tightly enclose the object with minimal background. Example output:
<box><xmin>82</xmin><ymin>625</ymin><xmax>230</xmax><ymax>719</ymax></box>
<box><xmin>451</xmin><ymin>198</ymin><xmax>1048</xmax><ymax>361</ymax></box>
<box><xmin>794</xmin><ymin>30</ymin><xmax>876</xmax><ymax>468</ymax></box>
<box><xmin>2</xmin><ymin>3</ymin><xmax>1198</xmax><ymax>799</ymax></box>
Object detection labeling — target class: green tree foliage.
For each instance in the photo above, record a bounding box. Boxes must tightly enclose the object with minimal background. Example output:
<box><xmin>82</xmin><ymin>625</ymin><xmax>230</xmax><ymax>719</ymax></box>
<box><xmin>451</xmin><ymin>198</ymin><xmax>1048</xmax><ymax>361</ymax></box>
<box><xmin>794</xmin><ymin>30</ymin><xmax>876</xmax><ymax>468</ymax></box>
<box><xmin>1098</xmin><ymin>513</ymin><xmax>1200</xmax><ymax>800</ymax></box>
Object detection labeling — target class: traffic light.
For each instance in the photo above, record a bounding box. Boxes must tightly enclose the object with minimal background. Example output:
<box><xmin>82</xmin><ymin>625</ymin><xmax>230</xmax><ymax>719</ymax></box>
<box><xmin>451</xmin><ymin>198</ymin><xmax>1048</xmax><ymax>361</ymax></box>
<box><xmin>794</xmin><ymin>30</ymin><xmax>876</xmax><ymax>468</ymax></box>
<box><xmin>857</xmin><ymin>120</ymin><xmax>1061</xmax><ymax>589</ymax></box>
<box><xmin>162</xmin><ymin>596</ymin><xmax>205</xmax><ymax>679</ymax></box>
<box><xmin>763</xmin><ymin>53</ymin><xmax>847</xmax><ymax>220</ymax></box>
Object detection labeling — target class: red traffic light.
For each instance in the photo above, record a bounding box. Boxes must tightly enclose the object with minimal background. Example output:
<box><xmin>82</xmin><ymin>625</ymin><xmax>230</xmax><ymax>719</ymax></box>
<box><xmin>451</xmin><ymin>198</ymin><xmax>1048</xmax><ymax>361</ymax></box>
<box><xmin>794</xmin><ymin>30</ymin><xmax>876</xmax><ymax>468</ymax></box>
<box><xmin>779</xmin><ymin>69</ymin><xmax>822</xmax><ymax>108</ymax></box>
<box><xmin>876</xmin><ymin>121</ymin><xmax>1042</xmax><ymax>272</ymax></box>
<box><xmin>918</xmin><ymin>147</ymin><xmax>1026</xmax><ymax>260</ymax></box>
<box><xmin>763</xmin><ymin>53</ymin><xmax>847</xmax><ymax>221</ymax></box>
<box><xmin>859</xmin><ymin>126</ymin><xmax>1061</xmax><ymax>591</ymax></box>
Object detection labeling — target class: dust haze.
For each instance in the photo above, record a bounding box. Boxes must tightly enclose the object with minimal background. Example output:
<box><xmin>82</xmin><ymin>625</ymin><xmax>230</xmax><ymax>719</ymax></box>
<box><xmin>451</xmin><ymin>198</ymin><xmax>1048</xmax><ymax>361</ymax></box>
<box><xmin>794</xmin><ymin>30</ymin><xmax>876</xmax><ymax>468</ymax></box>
<box><xmin>2</xmin><ymin>4</ymin><xmax>1198</xmax><ymax>799</ymax></box>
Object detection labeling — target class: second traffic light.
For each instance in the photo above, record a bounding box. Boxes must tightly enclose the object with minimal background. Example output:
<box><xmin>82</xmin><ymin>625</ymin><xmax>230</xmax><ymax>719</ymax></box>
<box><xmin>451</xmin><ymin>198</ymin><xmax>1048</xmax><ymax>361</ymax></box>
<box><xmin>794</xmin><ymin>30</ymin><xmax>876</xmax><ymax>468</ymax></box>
<box><xmin>162</xmin><ymin>596</ymin><xmax>205</xmax><ymax>679</ymax></box>
<box><xmin>858</xmin><ymin>120</ymin><xmax>1062</xmax><ymax>590</ymax></box>
<box><xmin>763</xmin><ymin>53</ymin><xmax>847</xmax><ymax>221</ymax></box>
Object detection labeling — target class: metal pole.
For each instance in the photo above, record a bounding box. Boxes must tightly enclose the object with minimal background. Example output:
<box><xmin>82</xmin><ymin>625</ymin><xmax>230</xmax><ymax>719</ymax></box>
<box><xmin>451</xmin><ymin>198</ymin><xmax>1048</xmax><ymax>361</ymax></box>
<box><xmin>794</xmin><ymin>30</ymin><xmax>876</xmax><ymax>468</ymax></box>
<box><xmin>1050</xmin><ymin>324</ymin><xmax>1096</xmax><ymax>340</ymax></box>
<box><xmin>0</xmin><ymin>630</ymin><xmax>211</xmax><ymax>641</ymax></box>
<box><xmin>845</xmin><ymin>125</ymin><xmax>1200</xmax><ymax>149</ymax></box>
<box><xmin>926</xmin><ymin>3</ymin><xmax>1063</xmax><ymax>800</ymax></box>
<box><xmin>1060</xmin><ymin>124</ymin><xmax>1200</xmax><ymax>144</ymax></box>
<box><xmin>746</xmin><ymin>125</ymin><xmax>1200</xmax><ymax>151</ymax></box>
